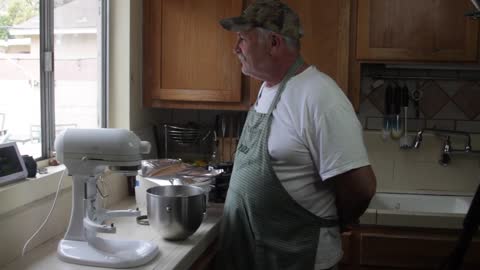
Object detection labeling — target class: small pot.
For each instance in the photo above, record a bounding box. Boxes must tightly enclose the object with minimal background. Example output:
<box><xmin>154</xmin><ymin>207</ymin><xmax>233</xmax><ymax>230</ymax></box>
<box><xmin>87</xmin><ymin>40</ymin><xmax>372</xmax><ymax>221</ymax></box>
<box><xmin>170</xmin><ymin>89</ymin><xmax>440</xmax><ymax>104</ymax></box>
<box><xmin>146</xmin><ymin>185</ymin><xmax>206</xmax><ymax>240</ymax></box>
<box><xmin>210</xmin><ymin>161</ymin><xmax>234</xmax><ymax>173</ymax></box>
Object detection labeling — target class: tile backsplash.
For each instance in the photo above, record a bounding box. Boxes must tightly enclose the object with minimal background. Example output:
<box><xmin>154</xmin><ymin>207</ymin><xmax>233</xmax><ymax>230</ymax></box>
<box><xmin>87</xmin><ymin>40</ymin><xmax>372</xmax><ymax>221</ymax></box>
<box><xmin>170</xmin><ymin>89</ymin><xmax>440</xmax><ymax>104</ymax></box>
<box><xmin>358</xmin><ymin>64</ymin><xmax>480</xmax><ymax>194</ymax></box>
<box><xmin>357</xmin><ymin>64</ymin><xmax>480</xmax><ymax>133</ymax></box>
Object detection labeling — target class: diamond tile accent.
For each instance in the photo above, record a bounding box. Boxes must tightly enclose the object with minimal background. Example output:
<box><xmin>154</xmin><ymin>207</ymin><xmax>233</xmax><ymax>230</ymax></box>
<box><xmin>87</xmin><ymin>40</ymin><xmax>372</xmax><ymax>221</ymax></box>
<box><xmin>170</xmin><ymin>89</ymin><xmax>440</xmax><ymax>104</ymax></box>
<box><xmin>433</xmin><ymin>101</ymin><xmax>468</xmax><ymax>120</ymax></box>
<box><xmin>367</xmin><ymin>84</ymin><xmax>386</xmax><ymax>114</ymax></box>
<box><xmin>361</xmin><ymin>77</ymin><xmax>374</xmax><ymax>96</ymax></box>
<box><xmin>452</xmin><ymin>82</ymin><xmax>480</xmax><ymax>120</ymax></box>
<box><xmin>436</xmin><ymin>80</ymin><xmax>466</xmax><ymax>97</ymax></box>
<box><xmin>359</xmin><ymin>99</ymin><xmax>382</xmax><ymax>117</ymax></box>
<box><xmin>358</xmin><ymin>65</ymin><xmax>480</xmax><ymax>134</ymax></box>
<box><xmin>418</xmin><ymin>81</ymin><xmax>450</xmax><ymax>119</ymax></box>
<box><xmin>360</xmin><ymin>90</ymin><xmax>367</xmax><ymax>104</ymax></box>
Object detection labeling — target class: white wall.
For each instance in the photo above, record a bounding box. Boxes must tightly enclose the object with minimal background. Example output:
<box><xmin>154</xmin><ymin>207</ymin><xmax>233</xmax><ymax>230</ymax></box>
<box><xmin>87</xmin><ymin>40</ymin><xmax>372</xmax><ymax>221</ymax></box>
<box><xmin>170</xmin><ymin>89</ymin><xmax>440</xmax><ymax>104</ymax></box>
<box><xmin>109</xmin><ymin>0</ymin><xmax>131</xmax><ymax>130</ymax></box>
<box><xmin>365</xmin><ymin>131</ymin><xmax>480</xmax><ymax>194</ymax></box>
<box><xmin>109</xmin><ymin>0</ymin><xmax>161</xmax><ymax>130</ymax></box>
<box><xmin>128</xmin><ymin>1</ymin><xmax>165</xmax><ymax>131</ymax></box>
<box><xmin>0</xmin><ymin>188</ymin><xmax>72</xmax><ymax>266</ymax></box>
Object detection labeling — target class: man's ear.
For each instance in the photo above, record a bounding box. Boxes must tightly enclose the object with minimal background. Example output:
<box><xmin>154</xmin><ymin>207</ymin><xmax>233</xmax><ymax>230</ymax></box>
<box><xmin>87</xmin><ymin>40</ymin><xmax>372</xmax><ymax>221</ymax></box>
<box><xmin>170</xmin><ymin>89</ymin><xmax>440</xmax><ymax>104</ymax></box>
<box><xmin>271</xmin><ymin>34</ymin><xmax>278</xmax><ymax>47</ymax></box>
<box><xmin>268</xmin><ymin>33</ymin><xmax>285</xmax><ymax>56</ymax></box>
<box><xmin>272</xmin><ymin>36</ymin><xmax>277</xmax><ymax>46</ymax></box>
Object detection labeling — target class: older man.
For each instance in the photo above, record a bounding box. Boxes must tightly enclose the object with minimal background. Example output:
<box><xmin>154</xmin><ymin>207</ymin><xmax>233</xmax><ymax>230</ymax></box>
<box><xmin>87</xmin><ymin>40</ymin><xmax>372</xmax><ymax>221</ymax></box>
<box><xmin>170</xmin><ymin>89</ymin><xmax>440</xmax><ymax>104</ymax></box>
<box><xmin>215</xmin><ymin>1</ymin><xmax>376</xmax><ymax>269</ymax></box>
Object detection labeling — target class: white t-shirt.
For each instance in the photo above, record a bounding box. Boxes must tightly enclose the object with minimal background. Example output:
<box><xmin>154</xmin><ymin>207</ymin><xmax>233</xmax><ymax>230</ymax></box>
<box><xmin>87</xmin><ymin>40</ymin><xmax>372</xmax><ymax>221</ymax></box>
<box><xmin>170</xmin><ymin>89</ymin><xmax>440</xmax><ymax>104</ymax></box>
<box><xmin>254</xmin><ymin>66</ymin><xmax>370</xmax><ymax>269</ymax></box>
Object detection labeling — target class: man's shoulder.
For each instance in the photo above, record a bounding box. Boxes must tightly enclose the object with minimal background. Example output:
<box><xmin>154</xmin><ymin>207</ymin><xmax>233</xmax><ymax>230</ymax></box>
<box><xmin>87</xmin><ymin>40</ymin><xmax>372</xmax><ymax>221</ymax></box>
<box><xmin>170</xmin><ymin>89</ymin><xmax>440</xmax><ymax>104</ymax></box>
<box><xmin>299</xmin><ymin>66</ymin><xmax>336</xmax><ymax>83</ymax></box>
<box><xmin>279</xmin><ymin>66</ymin><xmax>354</xmax><ymax>121</ymax></box>
<box><xmin>286</xmin><ymin>67</ymin><xmax>344</xmax><ymax>102</ymax></box>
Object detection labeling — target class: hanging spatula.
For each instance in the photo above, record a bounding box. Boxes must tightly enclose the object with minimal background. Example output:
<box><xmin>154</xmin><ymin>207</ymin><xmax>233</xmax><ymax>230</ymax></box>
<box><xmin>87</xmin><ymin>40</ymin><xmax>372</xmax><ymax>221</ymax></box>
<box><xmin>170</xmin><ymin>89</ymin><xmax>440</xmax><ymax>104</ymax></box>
<box><xmin>399</xmin><ymin>84</ymin><xmax>414</xmax><ymax>148</ymax></box>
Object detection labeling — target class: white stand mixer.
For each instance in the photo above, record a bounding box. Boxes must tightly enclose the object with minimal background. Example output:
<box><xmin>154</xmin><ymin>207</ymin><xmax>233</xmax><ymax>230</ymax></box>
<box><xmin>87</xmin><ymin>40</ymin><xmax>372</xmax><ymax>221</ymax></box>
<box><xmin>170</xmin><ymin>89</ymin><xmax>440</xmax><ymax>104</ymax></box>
<box><xmin>54</xmin><ymin>128</ymin><xmax>159</xmax><ymax>268</ymax></box>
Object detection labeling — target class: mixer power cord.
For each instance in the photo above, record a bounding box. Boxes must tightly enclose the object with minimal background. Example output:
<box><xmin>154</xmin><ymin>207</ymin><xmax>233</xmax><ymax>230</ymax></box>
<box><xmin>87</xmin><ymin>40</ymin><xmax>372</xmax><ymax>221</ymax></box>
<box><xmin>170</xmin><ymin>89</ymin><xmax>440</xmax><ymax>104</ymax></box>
<box><xmin>22</xmin><ymin>169</ymin><xmax>66</xmax><ymax>256</ymax></box>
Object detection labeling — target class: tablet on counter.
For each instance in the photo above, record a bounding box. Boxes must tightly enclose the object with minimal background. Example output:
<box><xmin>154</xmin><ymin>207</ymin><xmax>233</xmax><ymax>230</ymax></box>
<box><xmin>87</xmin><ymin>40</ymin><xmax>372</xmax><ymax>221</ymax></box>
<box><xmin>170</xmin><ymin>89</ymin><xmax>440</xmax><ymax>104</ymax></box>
<box><xmin>0</xmin><ymin>142</ymin><xmax>28</xmax><ymax>186</ymax></box>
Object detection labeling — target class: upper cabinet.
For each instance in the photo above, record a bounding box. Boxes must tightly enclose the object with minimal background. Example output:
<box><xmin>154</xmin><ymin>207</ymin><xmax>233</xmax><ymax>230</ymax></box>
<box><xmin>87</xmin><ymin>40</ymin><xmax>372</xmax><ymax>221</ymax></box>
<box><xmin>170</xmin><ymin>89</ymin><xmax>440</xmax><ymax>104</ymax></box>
<box><xmin>143</xmin><ymin>0</ymin><xmax>248</xmax><ymax>110</ymax></box>
<box><xmin>285</xmin><ymin>0</ymin><xmax>351</xmax><ymax>92</ymax></box>
<box><xmin>143</xmin><ymin>0</ymin><xmax>352</xmax><ymax>110</ymax></box>
<box><xmin>356</xmin><ymin>0</ymin><xmax>480</xmax><ymax>62</ymax></box>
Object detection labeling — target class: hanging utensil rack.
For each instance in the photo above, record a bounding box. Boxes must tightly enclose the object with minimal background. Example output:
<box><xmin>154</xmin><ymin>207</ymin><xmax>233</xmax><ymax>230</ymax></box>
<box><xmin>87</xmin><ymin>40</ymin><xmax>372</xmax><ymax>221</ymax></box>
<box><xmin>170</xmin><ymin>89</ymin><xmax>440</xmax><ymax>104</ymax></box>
<box><xmin>163</xmin><ymin>124</ymin><xmax>211</xmax><ymax>158</ymax></box>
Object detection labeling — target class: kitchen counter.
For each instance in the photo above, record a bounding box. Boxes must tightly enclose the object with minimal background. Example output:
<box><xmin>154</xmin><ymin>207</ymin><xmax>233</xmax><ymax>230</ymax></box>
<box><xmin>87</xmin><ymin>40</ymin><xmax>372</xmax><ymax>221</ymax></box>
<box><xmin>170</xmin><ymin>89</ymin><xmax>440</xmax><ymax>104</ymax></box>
<box><xmin>2</xmin><ymin>198</ymin><xmax>224</xmax><ymax>270</ymax></box>
<box><xmin>2</xmin><ymin>190</ymin><xmax>471</xmax><ymax>269</ymax></box>
<box><xmin>359</xmin><ymin>191</ymin><xmax>472</xmax><ymax>229</ymax></box>
<box><xmin>359</xmin><ymin>208</ymin><xmax>467</xmax><ymax>229</ymax></box>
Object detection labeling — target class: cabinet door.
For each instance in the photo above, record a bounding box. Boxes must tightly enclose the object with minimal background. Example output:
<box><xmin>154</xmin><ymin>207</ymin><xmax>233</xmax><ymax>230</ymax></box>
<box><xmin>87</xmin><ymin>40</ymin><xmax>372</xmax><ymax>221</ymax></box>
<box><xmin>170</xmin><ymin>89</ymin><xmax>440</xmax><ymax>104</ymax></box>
<box><xmin>340</xmin><ymin>231</ymin><xmax>352</xmax><ymax>265</ymax></box>
<box><xmin>143</xmin><ymin>0</ymin><xmax>243</xmax><ymax>106</ymax></box>
<box><xmin>248</xmin><ymin>0</ymin><xmax>352</xmax><ymax>106</ymax></box>
<box><xmin>356</xmin><ymin>0</ymin><xmax>479</xmax><ymax>62</ymax></box>
<box><xmin>359</xmin><ymin>232</ymin><xmax>480</xmax><ymax>269</ymax></box>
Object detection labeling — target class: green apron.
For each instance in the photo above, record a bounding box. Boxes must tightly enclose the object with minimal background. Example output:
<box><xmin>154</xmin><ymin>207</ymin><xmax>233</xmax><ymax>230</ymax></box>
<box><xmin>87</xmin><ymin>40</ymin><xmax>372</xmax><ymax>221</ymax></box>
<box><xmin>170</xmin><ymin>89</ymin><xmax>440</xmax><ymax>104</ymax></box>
<box><xmin>215</xmin><ymin>58</ymin><xmax>338</xmax><ymax>270</ymax></box>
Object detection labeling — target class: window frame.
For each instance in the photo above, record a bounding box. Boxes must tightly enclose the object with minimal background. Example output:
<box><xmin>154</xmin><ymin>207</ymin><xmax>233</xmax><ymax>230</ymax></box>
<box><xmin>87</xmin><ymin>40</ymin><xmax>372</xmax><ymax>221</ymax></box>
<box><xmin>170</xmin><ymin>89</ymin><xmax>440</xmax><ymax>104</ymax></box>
<box><xmin>38</xmin><ymin>0</ymin><xmax>109</xmax><ymax>160</ymax></box>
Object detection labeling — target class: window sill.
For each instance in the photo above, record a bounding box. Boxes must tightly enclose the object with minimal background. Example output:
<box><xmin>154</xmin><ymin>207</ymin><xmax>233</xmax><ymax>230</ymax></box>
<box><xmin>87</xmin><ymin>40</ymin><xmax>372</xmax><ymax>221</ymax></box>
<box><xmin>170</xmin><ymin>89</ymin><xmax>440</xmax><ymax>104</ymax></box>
<box><xmin>0</xmin><ymin>164</ymin><xmax>72</xmax><ymax>216</ymax></box>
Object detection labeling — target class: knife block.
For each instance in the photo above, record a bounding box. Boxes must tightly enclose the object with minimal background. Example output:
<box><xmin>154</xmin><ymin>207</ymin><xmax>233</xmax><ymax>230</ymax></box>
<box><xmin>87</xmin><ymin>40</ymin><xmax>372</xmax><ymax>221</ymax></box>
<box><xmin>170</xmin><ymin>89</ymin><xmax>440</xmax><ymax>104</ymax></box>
<box><xmin>217</xmin><ymin>137</ymin><xmax>238</xmax><ymax>162</ymax></box>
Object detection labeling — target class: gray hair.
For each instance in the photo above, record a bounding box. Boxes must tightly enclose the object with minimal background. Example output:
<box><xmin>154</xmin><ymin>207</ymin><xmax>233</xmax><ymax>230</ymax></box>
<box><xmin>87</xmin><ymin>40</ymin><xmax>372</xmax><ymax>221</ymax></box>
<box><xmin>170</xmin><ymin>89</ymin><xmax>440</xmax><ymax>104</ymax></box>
<box><xmin>256</xmin><ymin>27</ymin><xmax>300</xmax><ymax>52</ymax></box>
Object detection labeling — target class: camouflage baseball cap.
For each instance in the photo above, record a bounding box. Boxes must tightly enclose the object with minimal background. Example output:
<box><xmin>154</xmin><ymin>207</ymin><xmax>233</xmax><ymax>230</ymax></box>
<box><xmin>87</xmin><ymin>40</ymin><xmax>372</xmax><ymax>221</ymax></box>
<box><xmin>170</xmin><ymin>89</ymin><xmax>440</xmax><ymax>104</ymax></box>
<box><xmin>219</xmin><ymin>1</ymin><xmax>303</xmax><ymax>40</ymax></box>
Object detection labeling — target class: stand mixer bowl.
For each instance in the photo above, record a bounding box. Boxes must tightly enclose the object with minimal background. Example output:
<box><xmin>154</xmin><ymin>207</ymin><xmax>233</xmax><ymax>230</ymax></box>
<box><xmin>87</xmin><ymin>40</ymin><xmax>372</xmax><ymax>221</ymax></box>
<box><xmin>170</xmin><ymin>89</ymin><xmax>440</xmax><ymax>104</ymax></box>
<box><xmin>146</xmin><ymin>185</ymin><xmax>206</xmax><ymax>240</ymax></box>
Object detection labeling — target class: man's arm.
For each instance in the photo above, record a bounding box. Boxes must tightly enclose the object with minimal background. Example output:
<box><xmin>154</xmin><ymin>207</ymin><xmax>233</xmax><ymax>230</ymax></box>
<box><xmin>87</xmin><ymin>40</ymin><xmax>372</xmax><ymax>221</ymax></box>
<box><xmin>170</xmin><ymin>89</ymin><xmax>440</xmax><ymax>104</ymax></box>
<box><xmin>331</xmin><ymin>165</ymin><xmax>376</xmax><ymax>225</ymax></box>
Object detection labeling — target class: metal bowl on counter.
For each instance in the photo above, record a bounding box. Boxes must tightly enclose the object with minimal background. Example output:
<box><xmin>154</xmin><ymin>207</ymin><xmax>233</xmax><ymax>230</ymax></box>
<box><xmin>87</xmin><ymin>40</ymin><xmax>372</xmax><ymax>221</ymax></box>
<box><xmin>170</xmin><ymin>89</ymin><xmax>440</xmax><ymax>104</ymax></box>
<box><xmin>146</xmin><ymin>185</ymin><xmax>207</xmax><ymax>240</ymax></box>
<box><xmin>136</xmin><ymin>175</ymin><xmax>214</xmax><ymax>211</ymax></box>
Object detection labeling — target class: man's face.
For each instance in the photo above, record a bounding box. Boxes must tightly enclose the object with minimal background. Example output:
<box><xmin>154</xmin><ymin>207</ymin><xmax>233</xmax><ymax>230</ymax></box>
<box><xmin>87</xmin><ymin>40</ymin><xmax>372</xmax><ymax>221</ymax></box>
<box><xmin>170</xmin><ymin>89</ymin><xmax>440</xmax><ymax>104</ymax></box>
<box><xmin>234</xmin><ymin>29</ymin><xmax>270</xmax><ymax>80</ymax></box>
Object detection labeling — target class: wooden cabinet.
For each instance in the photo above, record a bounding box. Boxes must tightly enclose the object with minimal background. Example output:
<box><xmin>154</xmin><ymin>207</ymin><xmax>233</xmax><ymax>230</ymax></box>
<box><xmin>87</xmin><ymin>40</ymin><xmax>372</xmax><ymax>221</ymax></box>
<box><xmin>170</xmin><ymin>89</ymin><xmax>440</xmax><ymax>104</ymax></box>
<box><xmin>340</xmin><ymin>231</ymin><xmax>353</xmax><ymax>266</ymax></box>
<box><xmin>143</xmin><ymin>0</ymin><xmax>250</xmax><ymax>110</ymax></box>
<box><xmin>288</xmin><ymin>0</ymin><xmax>351</xmax><ymax>93</ymax></box>
<box><xmin>339</xmin><ymin>225</ymin><xmax>480</xmax><ymax>270</ymax></box>
<box><xmin>143</xmin><ymin>0</ymin><xmax>352</xmax><ymax>110</ymax></box>
<box><xmin>189</xmin><ymin>226</ymin><xmax>480</xmax><ymax>270</ymax></box>
<box><xmin>356</xmin><ymin>0</ymin><xmax>480</xmax><ymax>62</ymax></box>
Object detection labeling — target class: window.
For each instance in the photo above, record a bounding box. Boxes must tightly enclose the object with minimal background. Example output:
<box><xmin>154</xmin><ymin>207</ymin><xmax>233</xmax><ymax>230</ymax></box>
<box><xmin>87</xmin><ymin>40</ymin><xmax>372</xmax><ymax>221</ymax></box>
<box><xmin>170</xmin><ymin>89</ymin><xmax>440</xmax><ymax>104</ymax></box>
<box><xmin>0</xmin><ymin>0</ymin><xmax>108</xmax><ymax>159</ymax></box>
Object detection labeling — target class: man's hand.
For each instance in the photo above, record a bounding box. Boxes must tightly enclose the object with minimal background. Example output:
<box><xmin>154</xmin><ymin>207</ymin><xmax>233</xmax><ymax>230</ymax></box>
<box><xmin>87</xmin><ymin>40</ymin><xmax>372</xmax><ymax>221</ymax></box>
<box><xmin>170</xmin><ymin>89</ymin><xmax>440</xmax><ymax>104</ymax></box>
<box><xmin>331</xmin><ymin>165</ymin><xmax>376</xmax><ymax>225</ymax></box>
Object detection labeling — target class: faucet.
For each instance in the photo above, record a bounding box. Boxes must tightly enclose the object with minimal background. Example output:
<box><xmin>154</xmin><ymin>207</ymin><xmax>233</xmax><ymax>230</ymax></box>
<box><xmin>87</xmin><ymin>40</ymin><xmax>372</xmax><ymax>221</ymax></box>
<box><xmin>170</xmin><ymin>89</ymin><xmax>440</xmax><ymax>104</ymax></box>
<box><xmin>413</xmin><ymin>128</ymin><xmax>472</xmax><ymax>150</ymax></box>
<box><xmin>411</xmin><ymin>128</ymin><xmax>480</xmax><ymax>166</ymax></box>
<box><xmin>413</xmin><ymin>130</ymin><xmax>424</xmax><ymax>149</ymax></box>
<box><xmin>439</xmin><ymin>136</ymin><xmax>451</xmax><ymax>166</ymax></box>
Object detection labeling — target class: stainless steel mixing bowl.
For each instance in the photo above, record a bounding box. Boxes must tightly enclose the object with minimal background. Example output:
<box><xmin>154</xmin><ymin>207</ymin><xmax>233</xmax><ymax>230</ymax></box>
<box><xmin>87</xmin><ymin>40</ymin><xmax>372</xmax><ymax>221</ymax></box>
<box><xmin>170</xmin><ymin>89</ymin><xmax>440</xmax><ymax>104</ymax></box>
<box><xmin>146</xmin><ymin>185</ymin><xmax>206</xmax><ymax>240</ymax></box>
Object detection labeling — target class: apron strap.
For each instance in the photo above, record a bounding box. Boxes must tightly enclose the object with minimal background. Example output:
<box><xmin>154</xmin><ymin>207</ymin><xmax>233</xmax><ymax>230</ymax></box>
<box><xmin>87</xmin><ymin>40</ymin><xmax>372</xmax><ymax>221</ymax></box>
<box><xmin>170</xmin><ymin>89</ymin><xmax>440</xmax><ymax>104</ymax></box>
<box><xmin>263</xmin><ymin>57</ymin><xmax>339</xmax><ymax>228</ymax></box>
<box><xmin>267</xmin><ymin>57</ymin><xmax>304</xmax><ymax>115</ymax></box>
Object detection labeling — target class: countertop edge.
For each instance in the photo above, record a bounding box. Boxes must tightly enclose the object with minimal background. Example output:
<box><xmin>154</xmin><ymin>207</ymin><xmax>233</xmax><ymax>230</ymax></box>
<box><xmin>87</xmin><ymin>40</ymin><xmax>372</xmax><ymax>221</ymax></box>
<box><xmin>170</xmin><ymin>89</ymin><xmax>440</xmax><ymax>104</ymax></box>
<box><xmin>2</xmin><ymin>198</ymin><xmax>224</xmax><ymax>270</ymax></box>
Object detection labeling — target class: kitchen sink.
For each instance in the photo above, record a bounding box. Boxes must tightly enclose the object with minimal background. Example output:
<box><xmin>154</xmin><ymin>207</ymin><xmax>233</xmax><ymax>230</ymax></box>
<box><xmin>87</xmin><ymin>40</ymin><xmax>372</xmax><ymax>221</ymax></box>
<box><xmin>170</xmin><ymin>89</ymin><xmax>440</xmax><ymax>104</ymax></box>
<box><xmin>369</xmin><ymin>193</ymin><xmax>473</xmax><ymax>214</ymax></box>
